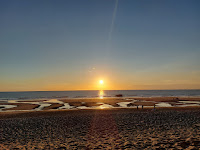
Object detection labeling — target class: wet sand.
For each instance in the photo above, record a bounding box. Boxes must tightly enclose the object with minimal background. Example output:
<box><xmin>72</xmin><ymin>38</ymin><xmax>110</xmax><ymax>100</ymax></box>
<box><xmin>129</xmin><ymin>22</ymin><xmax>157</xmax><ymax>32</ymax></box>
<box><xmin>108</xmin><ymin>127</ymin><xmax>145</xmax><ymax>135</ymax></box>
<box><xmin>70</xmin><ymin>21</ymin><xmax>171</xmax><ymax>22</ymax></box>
<box><xmin>0</xmin><ymin>103</ymin><xmax>39</xmax><ymax>111</ymax></box>
<box><xmin>60</xmin><ymin>98</ymin><xmax>132</xmax><ymax>107</ymax></box>
<box><xmin>42</xmin><ymin>103</ymin><xmax>64</xmax><ymax>110</ymax></box>
<box><xmin>0</xmin><ymin>108</ymin><xmax>200</xmax><ymax>149</ymax></box>
<box><xmin>133</xmin><ymin>97</ymin><xmax>180</xmax><ymax>102</ymax></box>
<box><xmin>133</xmin><ymin>97</ymin><xmax>200</xmax><ymax>102</ymax></box>
<box><xmin>1</xmin><ymin>97</ymin><xmax>200</xmax><ymax>111</ymax></box>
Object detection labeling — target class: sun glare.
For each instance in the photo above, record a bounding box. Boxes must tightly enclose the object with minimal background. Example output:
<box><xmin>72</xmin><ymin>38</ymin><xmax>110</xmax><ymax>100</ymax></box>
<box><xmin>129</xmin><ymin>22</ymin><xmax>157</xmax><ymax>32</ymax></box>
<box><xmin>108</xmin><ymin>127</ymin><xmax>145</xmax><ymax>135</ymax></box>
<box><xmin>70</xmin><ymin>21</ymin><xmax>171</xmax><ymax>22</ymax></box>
<box><xmin>99</xmin><ymin>80</ymin><xmax>104</xmax><ymax>84</ymax></box>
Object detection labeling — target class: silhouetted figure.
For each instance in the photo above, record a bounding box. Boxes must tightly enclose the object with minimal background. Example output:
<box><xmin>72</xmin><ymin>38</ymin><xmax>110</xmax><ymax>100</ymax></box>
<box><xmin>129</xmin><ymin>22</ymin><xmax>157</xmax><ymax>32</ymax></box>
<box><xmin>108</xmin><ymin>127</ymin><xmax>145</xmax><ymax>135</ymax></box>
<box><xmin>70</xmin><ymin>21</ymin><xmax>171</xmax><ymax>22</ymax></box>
<box><xmin>142</xmin><ymin>105</ymin><xmax>143</xmax><ymax>109</ymax></box>
<box><xmin>154</xmin><ymin>104</ymin><xmax>156</xmax><ymax>111</ymax></box>
<box><xmin>137</xmin><ymin>105</ymin><xmax>138</xmax><ymax>109</ymax></box>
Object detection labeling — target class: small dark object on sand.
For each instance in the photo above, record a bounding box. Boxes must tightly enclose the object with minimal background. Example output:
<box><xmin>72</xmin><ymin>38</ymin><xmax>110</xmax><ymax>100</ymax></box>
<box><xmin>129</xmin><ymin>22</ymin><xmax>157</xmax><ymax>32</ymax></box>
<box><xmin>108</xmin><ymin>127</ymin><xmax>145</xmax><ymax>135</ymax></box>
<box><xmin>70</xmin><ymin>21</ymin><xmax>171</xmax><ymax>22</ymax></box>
<box><xmin>116</xmin><ymin>94</ymin><xmax>123</xmax><ymax>97</ymax></box>
<box><xmin>127</xmin><ymin>103</ymin><xmax>135</xmax><ymax>107</ymax></box>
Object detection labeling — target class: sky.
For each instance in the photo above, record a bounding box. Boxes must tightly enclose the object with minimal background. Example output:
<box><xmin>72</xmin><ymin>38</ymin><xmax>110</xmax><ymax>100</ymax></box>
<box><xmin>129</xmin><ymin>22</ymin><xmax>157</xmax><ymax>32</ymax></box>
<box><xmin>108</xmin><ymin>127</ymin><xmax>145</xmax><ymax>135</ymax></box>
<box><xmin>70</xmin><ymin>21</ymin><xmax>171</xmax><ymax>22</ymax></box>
<box><xmin>0</xmin><ymin>0</ymin><xmax>200</xmax><ymax>91</ymax></box>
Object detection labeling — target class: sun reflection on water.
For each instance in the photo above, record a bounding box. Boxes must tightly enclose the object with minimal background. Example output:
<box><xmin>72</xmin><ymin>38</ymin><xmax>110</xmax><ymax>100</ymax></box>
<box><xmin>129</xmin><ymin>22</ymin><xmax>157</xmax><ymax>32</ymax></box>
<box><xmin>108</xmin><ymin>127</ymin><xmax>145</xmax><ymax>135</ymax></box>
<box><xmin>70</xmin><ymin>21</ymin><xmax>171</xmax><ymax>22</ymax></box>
<box><xmin>99</xmin><ymin>90</ymin><xmax>104</xmax><ymax>99</ymax></box>
<box><xmin>99</xmin><ymin>105</ymin><xmax>105</xmax><ymax>109</ymax></box>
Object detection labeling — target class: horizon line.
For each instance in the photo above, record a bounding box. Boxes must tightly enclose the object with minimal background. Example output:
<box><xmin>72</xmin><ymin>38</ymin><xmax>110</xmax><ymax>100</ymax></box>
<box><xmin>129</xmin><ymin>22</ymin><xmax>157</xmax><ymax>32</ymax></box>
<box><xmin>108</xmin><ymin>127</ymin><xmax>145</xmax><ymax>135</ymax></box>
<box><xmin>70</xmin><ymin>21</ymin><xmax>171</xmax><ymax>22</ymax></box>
<box><xmin>0</xmin><ymin>89</ymin><xmax>200</xmax><ymax>92</ymax></box>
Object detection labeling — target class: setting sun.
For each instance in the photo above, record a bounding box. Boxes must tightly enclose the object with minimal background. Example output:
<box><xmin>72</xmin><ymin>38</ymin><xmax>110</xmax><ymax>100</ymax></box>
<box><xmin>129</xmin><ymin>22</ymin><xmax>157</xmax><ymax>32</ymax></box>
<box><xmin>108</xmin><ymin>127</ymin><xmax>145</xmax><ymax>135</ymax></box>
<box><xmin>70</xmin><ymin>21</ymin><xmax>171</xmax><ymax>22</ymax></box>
<box><xmin>99</xmin><ymin>80</ymin><xmax>104</xmax><ymax>84</ymax></box>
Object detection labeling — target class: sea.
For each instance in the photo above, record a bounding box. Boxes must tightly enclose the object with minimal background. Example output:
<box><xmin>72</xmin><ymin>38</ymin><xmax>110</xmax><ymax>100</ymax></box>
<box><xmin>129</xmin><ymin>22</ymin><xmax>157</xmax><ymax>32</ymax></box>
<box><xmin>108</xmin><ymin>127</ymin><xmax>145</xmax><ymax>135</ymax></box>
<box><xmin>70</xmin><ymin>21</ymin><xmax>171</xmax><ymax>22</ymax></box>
<box><xmin>0</xmin><ymin>90</ymin><xmax>200</xmax><ymax>100</ymax></box>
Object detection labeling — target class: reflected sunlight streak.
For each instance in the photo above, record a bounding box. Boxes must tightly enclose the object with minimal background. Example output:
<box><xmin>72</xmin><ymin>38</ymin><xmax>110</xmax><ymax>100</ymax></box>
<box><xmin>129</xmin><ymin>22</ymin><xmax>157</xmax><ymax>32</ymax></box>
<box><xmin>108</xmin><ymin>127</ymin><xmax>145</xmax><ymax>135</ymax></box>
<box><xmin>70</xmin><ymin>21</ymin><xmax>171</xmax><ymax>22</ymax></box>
<box><xmin>99</xmin><ymin>105</ymin><xmax>105</xmax><ymax>109</ymax></box>
<box><xmin>99</xmin><ymin>90</ymin><xmax>104</xmax><ymax>99</ymax></box>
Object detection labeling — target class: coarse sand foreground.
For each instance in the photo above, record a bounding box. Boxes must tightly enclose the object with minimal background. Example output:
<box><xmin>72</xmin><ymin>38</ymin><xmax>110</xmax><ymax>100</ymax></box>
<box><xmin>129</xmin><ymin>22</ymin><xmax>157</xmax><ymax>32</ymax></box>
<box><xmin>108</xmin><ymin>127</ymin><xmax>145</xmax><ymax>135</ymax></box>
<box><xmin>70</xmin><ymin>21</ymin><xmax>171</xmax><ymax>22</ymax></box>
<box><xmin>0</xmin><ymin>108</ymin><xmax>200</xmax><ymax>149</ymax></box>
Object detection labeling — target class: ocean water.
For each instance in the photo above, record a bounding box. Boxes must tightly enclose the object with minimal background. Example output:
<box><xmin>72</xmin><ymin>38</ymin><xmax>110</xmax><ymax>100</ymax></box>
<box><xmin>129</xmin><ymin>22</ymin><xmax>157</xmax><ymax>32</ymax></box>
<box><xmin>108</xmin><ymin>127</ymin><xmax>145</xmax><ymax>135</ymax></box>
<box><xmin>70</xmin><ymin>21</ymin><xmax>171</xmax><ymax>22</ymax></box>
<box><xmin>0</xmin><ymin>90</ymin><xmax>200</xmax><ymax>100</ymax></box>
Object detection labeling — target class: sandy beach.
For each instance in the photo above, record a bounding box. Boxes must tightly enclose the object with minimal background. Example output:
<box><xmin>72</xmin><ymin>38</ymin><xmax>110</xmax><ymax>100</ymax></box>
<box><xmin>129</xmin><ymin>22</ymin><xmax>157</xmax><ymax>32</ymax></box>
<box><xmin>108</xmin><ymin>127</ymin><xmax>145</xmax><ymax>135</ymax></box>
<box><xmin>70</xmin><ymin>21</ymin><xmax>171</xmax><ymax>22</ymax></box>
<box><xmin>0</xmin><ymin>107</ymin><xmax>200</xmax><ymax>149</ymax></box>
<box><xmin>0</xmin><ymin>97</ymin><xmax>200</xmax><ymax>149</ymax></box>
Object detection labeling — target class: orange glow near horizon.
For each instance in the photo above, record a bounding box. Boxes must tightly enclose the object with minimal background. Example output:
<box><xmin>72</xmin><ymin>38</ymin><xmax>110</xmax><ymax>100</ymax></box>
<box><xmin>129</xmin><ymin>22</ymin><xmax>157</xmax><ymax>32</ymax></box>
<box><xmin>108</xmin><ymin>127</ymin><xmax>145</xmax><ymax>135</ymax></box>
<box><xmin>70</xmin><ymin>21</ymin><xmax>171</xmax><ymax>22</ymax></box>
<box><xmin>0</xmin><ymin>71</ymin><xmax>200</xmax><ymax>91</ymax></box>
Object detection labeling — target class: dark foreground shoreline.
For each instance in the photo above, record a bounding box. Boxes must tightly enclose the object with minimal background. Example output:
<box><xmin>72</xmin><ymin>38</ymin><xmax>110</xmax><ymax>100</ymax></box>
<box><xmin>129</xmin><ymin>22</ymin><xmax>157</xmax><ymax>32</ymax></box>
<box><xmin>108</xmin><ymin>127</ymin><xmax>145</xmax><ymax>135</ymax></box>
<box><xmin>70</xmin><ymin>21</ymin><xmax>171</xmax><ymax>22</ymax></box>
<box><xmin>1</xmin><ymin>108</ymin><xmax>200</xmax><ymax>149</ymax></box>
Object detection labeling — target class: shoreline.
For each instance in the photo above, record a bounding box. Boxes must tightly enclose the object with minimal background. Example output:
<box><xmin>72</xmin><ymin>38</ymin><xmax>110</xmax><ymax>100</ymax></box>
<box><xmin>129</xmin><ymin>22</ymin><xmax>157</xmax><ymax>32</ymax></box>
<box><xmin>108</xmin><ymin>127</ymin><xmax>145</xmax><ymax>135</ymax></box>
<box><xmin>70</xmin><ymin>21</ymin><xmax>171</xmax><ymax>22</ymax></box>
<box><xmin>0</xmin><ymin>106</ymin><xmax>200</xmax><ymax>118</ymax></box>
<box><xmin>0</xmin><ymin>96</ymin><xmax>200</xmax><ymax>112</ymax></box>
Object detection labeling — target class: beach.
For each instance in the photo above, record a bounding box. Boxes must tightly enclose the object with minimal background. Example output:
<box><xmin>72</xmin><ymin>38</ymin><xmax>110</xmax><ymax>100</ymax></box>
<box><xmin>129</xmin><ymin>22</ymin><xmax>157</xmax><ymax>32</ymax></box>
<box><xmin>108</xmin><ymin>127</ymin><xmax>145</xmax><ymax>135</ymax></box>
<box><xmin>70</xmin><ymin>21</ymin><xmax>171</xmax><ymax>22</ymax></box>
<box><xmin>0</xmin><ymin>97</ymin><xmax>200</xmax><ymax>149</ymax></box>
<box><xmin>0</xmin><ymin>108</ymin><xmax>200</xmax><ymax>149</ymax></box>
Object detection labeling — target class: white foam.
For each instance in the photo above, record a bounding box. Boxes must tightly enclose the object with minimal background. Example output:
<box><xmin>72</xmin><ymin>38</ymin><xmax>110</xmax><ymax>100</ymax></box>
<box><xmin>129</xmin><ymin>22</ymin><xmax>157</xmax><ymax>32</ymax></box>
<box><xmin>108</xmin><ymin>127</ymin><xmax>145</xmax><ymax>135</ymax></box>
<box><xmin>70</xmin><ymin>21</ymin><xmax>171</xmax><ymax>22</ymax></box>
<box><xmin>179</xmin><ymin>101</ymin><xmax>200</xmax><ymax>104</ymax></box>
<box><xmin>77</xmin><ymin>106</ymin><xmax>89</xmax><ymax>109</ymax></box>
<box><xmin>96</xmin><ymin>103</ymin><xmax>113</xmax><ymax>109</ymax></box>
<box><xmin>176</xmin><ymin>104</ymin><xmax>199</xmax><ymax>107</ymax></box>
<box><xmin>58</xmin><ymin>103</ymin><xmax>74</xmax><ymax>109</ymax></box>
<box><xmin>34</xmin><ymin>103</ymin><xmax>51</xmax><ymax>111</ymax></box>
<box><xmin>117</xmin><ymin>102</ymin><xmax>132</xmax><ymax>107</ymax></box>
<box><xmin>156</xmin><ymin>102</ymin><xmax>172</xmax><ymax>107</ymax></box>
<box><xmin>0</xmin><ymin>105</ymin><xmax>17</xmax><ymax>111</ymax></box>
<box><xmin>44</xmin><ymin>99</ymin><xmax>64</xmax><ymax>104</ymax></box>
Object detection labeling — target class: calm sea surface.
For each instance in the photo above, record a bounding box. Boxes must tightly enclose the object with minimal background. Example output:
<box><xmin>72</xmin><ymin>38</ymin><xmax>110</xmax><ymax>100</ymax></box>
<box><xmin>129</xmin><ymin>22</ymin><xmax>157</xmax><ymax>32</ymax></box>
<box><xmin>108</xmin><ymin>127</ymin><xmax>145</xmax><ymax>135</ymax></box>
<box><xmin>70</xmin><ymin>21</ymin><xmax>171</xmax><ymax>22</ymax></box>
<box><xmin>0</xmin><ymin>90</ymin><xmax>200</xmax><ymax>100</ymax></box>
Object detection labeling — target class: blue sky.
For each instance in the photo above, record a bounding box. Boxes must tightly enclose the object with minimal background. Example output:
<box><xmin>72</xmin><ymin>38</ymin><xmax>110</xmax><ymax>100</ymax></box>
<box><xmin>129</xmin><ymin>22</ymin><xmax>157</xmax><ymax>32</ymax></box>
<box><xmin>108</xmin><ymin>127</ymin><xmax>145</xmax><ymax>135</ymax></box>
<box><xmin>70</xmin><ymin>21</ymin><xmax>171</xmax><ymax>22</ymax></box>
<box><xmin>0</xmin><ymin>0</ymin><xmax>200</xmax><ymax>91</ymax></box>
